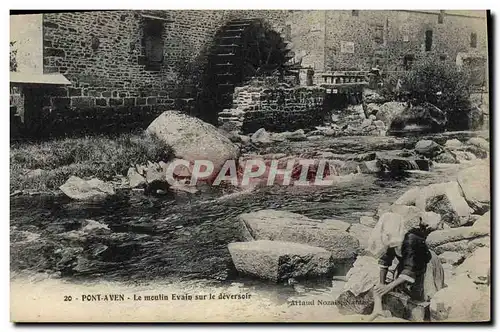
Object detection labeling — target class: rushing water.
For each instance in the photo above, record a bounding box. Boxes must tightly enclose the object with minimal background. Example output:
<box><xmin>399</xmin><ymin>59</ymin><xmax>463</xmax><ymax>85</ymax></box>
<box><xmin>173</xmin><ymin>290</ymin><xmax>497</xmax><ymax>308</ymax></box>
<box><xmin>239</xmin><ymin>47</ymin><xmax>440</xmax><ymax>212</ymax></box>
<box><xmin>10</xmin><ymin>131</ymin><xmax>487</xmax><ymax>287</ymax></box>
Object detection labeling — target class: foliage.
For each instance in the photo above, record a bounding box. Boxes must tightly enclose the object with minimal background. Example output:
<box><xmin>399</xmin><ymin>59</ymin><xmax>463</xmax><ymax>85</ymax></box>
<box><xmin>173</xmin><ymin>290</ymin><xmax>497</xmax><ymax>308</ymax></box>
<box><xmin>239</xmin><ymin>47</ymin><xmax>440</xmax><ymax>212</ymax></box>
<box><xmin>10</xmin><ymin>133</ymin><xmax>173</xmax><ymax>191</ymax></box>
<box><xmin>401</xmin><ymin>58</ymin><xmax>471</xmax><ymax>110</ymax></box>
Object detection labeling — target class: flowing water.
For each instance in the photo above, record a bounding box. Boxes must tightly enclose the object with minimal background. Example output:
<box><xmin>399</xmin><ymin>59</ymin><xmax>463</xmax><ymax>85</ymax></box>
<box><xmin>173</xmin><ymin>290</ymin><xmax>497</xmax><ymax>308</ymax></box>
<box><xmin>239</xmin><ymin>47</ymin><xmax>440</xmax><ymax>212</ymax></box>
<box><xmin>10</xmin><ymin>131</ymin><xmax>487</xmax><ymax>298</ymax></box>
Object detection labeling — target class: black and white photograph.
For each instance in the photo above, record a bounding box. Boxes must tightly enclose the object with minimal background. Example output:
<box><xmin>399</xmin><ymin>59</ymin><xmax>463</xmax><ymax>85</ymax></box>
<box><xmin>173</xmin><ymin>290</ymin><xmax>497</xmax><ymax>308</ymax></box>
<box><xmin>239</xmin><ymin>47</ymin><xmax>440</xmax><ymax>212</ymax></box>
<box><xmin>9</xmin><ymin>9</ymin><xmax>491</xmax><ymax>322</ymax></box>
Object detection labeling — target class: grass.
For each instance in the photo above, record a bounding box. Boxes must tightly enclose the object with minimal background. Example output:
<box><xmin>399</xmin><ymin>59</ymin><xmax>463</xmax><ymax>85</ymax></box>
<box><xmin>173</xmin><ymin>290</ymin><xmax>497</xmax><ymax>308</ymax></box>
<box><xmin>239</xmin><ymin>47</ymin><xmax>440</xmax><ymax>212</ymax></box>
<box><xmin>10</xmin><ymin>133</ymin><xmax>173</xmax><ymax>192</ymax></box>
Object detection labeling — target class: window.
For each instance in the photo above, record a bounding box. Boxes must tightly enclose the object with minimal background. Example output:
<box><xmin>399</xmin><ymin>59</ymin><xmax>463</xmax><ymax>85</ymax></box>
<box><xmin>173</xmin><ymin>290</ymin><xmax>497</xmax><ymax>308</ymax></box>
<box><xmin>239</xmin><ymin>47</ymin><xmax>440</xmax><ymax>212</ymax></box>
<box><xmin>470</xmin><ymin>32</ymin><xmax>477</xmax><ymax>48</ymax></box>
<box><xmin>425</xmin><ymin>29</ymin><xmax>433</xmax><ymax>52</ymax></box>
<box><xmin>403</xmin><ymin>54</ymin><xmax>414</xmax><ymax>70</ymax></box>
<box><xmin>373</xmin><ymin>24</ymin><xmax>384</xmax><ymax>44</ymax></box>
<box><xmin>440</xmin><ymin>55</ymin><xmax>447</xmax><ymax>61</ymax></box>
<box><xmin>143</xmin><ymin>19</ymin><xmax>164</xmax><ymax>67</ymax></box>
<box><xmin>352</xmin><ymin>10</ymin><xmax>359</xmax><ymax>17</ymax></box>
<box><xmin>438</xmin><ymin>10</ymin><xmax>445</xmax><ymax>24</ymax></box>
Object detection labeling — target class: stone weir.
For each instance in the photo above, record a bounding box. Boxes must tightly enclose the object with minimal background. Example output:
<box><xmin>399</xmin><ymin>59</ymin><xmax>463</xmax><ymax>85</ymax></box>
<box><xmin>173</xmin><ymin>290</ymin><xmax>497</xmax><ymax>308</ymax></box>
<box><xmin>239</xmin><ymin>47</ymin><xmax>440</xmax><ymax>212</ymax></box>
<box><xmin>218</xmin><ymin>82</ymin><xmax>326</xmax><ymax>135</ymax></box>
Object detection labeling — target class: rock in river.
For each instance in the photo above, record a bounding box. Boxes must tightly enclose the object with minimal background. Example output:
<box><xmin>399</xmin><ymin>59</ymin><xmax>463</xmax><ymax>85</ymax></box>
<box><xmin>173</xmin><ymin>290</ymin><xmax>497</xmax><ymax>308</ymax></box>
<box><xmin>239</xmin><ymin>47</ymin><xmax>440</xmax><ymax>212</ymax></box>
<box><xmin>414</xmin><ymin>140</ymin><xmax>443</xmax><ymax>158</ymax></box>
<box><xmin>415</xmin><ymin>181</ymin><xmax>472</xmax><ymax>227</ymax></box>
<box><xmin>228</xmin><ymin>240</ymin><xmax>334</xmax><ymax>282</ymax></box>
<box><xmin>455</xmin><ymin>247</ymin><xmax>490</xmax><ymax>285</ymax></box>
<box><xmin>146</xmin><ymin>110</ymin><xmax>240</xmax><ymax>175</ymax></box>
<box><xmin>238</xmin><ymin>210</ymin><xmax>360</xmax><ymax>261</ymax></box>
<box><xmin>430</xmin><ymin>275</ymin><xmax>490</xmax><ymax>322</ymax></box>
<box><xmin>457</xmin><ymin>164</ymin><xmax>490</xmax><ymax>214</ymax></box>
<box><xmin>427</xmin><ymin>226</ymin><xmax>489</xmax><ymax>255</ymax></box>
<box><xmin>59</xmin><ymin>176</ymin><xmax>115</xmax><ymax>200</ymax></box>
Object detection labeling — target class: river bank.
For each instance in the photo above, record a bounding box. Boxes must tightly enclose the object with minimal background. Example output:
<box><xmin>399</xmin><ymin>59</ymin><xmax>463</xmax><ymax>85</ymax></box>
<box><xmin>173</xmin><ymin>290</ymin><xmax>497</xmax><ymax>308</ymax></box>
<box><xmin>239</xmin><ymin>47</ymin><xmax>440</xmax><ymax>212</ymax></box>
<box><xmin>10</xmin><ymin>133</ymin><xmax>173</xmax><ymax>194</ymax></box>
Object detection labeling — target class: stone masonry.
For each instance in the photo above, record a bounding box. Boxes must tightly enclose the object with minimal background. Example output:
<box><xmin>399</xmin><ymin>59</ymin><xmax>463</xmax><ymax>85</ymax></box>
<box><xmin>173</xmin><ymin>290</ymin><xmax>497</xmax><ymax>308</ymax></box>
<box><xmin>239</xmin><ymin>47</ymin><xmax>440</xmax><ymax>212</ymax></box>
<box><xmin>218</xmin><ymin>80</ymin><xmax>326</xmax><ymax>134</ymax></box>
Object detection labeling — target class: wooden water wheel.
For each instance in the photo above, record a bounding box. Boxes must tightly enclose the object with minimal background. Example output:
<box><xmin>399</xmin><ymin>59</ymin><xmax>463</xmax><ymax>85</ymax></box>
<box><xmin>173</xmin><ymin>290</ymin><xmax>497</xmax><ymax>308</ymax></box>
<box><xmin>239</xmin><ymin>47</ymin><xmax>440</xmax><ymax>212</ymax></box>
<box><xmin>196</xmin><ymin>19</ymin><xmax>297</xmax><ymax>124</ymax></box>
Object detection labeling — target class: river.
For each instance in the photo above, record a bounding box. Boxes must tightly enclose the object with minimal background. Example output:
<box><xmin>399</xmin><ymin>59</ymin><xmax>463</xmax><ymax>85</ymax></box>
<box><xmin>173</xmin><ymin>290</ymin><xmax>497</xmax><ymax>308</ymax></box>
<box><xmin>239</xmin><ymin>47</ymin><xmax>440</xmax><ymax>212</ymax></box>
<box><xmin>10</xmin><ymin>131</ymin><xmax>487</xmax><ymax>290</ymax></box>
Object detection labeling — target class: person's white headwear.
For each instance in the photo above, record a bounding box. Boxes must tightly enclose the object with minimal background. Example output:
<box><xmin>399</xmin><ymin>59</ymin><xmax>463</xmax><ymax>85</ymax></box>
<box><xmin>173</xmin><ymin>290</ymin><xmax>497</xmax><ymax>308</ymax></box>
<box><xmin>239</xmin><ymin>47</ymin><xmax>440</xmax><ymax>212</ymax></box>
<box><xmin>367</xmin><ymin>212</ymin><xmax>405</xmax><ymax>258</ymax></box>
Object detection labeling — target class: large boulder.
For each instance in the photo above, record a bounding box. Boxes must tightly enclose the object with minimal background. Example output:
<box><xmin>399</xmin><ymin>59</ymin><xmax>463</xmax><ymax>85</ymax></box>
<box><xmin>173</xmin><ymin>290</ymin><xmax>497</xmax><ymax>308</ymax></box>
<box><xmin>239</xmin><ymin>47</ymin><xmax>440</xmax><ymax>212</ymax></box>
<box><xmin>59</xmin><ymin>176</ymin><xmax>115</xmax><ymax>200</ymax></box>
<box><xmin>375</xmin><ymin>152</ymin><xmax>431</xmax><ymax>172</ymax></box>
<box><xmin>394</xmin><ymin>186</ymin><xmax>421</xmax><ymax>206</ymax></box>
<box><xmin>457</xmin><ymin>164</ymin><xmax>490</xmax><ymax>214</ymax></box>
<box><xmin>228</xmin><ymin>240</ymin><xmax>334</xmax><ymax>282</ymax></box>
<box><xmin>415</xmin><ymin>182</ymin><xmax>472</xmax><ymax>227</ymax></box>
<box><xmin>414</xmin><ymin>140</ymin><xmax>443</xmax><ymax>158</ymax></box>
<box><xmin>430</xmin><ymin>275</ymin><xmax>490</xmax><ymax>322</ymax></box>
<box><xmin>389</xmin><ymin>102</ymin><xmax>447</xmax><ymax>134</ymax></box>
<box><xmin>374</xmin><ymin>101</ymin><xmax>406</xmax><ymax>127</ymax></box>
<box><xmin>238</xmin><ymin>210</ymin><xmax>360</xmax><ymax>261</ymax></box>
<box><xmin>427</xmin><ymin>226</ymin><xmax>489</xmax><ymax>255</ymax></box>
<box><xmin>473</xmin><ymin>212</ymin><xmax>490</xmax><ymax>230</ymax></box>
<box><xmin>146</xmin><ymin>111</ymin><xmax>239</xmax><ymax>175</ymax></box>
<box><xmin>438</xmin><ymin>251</ymin><xmax>465</xmax><ymax>266</ymax></box>
<box><xmin>455</xmin><ymin>247</ymin><xmax>490</xmax><ymax>285</ymax></box>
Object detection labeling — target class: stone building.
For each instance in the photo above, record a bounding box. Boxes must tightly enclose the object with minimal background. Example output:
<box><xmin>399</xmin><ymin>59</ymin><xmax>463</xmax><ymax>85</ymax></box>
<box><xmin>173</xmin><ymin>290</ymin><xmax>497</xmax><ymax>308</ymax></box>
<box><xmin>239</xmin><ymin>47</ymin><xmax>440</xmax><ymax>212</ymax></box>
<box><xmin>10</xmin><ymin>10</ymin><xmax>488</xmax><ymax>137</ymax></box>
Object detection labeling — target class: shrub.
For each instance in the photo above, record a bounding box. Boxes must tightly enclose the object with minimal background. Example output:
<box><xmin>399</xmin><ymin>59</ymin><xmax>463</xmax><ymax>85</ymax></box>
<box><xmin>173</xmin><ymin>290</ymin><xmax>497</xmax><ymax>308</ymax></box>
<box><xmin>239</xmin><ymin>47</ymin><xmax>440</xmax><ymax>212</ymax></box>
<box><xmin>401</xmin><ymin>57</ymin><xmax>473</xmax><ymax>130</ymax></box>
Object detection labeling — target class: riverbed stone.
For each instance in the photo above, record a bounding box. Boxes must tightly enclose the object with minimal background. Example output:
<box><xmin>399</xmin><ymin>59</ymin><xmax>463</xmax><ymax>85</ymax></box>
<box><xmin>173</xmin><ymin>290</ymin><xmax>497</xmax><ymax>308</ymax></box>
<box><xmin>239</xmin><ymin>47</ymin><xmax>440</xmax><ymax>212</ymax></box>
<box><xmin>375</xmin><ymin>101</ymin><xmax>406</xmax><ymax>127</ymax></box>
<box><xmin>238</xmin><ymin>210</ymin><xmax>360</xmax><ymax>260</ymax></box>
<box><xmin>455</xmin><ymin>247</ymin><xmax>490</xmax><ymax>285</ymax></box>
<box><xmin>146</xmin><ymin>110</ymin><xmax>239</xmax><ymax>175</ymax></box>
<box><xmin>127</xmin><ymin>167</ymin><xmax>147</xmax><ymax>188</ymax></box>
<box><xmin>434</xmin><ymin>151</ymin><xmax>459</xmax><ymax>164</ymax></box>
<box><xmin>438</xmin><ymin>251</ymin><xmax>465</xmax><ymax>266</ymax></box>
<box><xmin>467</xmin><ymin>137</ymin><xmax>489</xmax><ymax>151</ymax></box>
<box><xmin>360</xmin><ymin>216</ymin><xmax>377</xmax><ymax>227</ymax></box>
<box><xmin>430</xmin><ymin>275</ymin><xmax>490</xmax><ymax>322</ymax></box>
<box><xmin>375</xmin><ymin>152</ymin><xmax>431</xmax><ymax>172</ymax></box>
<box><xmin>427</xmin><ymin>226</ymin><xmax>489</xmax><ymax>255</ymax></box>
<box><xmin>394</xmin><ymin>186</ymin><xmax>421</xmax><ymax>206</ymax></box>
<box><xmin>457</xmin><ymin>164</ymin><xmax>490</xmax><ymax>214</ymax></box>
<box><xmin>415</xmin><ymin>181</ymin><xmax>472</xmax><ymax>227</ymax></box>
<box><xmin>415</xmin><ymin>140</ymin><xmax>443</xmax><ymax>158</ymax></box>
<box><xmin>450</xmin><ymin>150</ymin><xmax>477</xmax><ymax>162</ymax></box>
<box><xmin>473</xmin><ymin>212</ymin><xmax>490</xmax><ymax>230</ymax></box>
<box><xmin>59</xmin><ymin>176</ymin><xmax>115</xmax><ymax>200</ymax></box>
<box><xmin>322</xmin><ymin>219</ymin><xmax>351</xmax><ymax>232</ymax></box>
<box><xmin>444</xmin><ymin>139</ymin><xmax>463</xmax><ymax>150</ymax></box>
<box><xmin>228</xmin><ymin>240</ymin><xmax>334</xmax><ymax>282</ymax></box>
<box><xmin>284</xmin><ymin>129</ymin><xmax>307</xmax><ymax>141</ymax></box>
<box><xmin>251</xmin><ymin>128</ymin><xmax>272</xmax><ymax>144</ymax></box>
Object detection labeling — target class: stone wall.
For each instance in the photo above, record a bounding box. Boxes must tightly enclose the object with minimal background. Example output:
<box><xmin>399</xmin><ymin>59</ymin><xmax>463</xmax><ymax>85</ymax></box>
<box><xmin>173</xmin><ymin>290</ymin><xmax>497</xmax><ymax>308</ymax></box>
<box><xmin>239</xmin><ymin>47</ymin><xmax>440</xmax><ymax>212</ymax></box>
<box><xmin>219</xmin><ymin>80</ymin><xmax>326</xmax><ymax>134</ymax></box>
<box><xmin>30</xmin><ymin>10</ymin><xmax>291</xmax><ymax>136</ymax></box>
<box><xmin>323</xmin><ymin>10</ymin><xmax>488</xmax><ymax>72</ymax></box>
<box><xmin>10</xmin><ymin>10</ymin><xmax>487</xmax><ymax>138</ymax></box>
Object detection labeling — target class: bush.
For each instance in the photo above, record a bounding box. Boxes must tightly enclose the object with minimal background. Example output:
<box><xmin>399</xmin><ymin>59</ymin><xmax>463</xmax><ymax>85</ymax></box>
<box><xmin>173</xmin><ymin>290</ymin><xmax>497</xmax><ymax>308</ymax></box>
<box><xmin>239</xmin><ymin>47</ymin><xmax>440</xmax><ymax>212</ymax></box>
<box><xmin>401</xmin><ymin>57</ymin><xmax>473</xmax><ymax>130</ymax></box>
<box><xmin>10</xmin><ymin>133</ymin><xmax>173</xmax><ymax>192</ymax></box>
